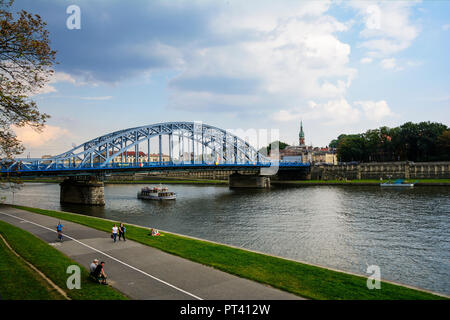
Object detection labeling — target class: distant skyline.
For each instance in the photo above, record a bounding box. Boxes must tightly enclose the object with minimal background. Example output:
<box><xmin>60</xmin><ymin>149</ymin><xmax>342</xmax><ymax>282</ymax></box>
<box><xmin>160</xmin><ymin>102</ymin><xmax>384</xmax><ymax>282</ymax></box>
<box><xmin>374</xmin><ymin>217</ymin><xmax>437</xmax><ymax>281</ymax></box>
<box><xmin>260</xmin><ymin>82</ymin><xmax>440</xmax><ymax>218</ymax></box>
<box><xmin>11</xmin><ymin>0</ymin><xmax>450</xmax><ymax>157</ymax></box>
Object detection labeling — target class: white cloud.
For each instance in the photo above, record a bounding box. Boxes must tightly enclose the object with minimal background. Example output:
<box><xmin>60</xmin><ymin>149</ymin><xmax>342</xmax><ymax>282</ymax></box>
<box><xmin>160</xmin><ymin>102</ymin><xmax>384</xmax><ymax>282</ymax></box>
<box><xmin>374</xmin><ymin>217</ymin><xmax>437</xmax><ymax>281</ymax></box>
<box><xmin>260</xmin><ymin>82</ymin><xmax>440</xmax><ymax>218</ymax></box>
<box><xmin>350</xmin><ymin>1</ymin><xmax>420</xmax><ymax>57</ymax></box>
<box><xmin>406</xmin><ymin>60</ymin><xmax>423</xmax><ymax>67</ymax></box>
<box><xmin>272</xmin><ymin>98</ymin><xmax>361</xmax><ymax>125</ymax></box>
<box><xmin>360</xmin><ymin>57</ymin><xmax>373</xmax><ymax>64</ymax></box>
<box><xmin>272</xmin><ymin>99</ymin><xmax>394</xmax><ymax>125</ymax></box>
<box><xmin>355</xmin><ymin>100</ymin><xmax>393</xmax><ymax>120</ymax></box>
<box><xmin>380</xmin><ymin>58</ymin><xmax>400</xmax><ymax>70</ymax></box>
<box><xmin>35</xmin><ymin>71</ymin><xmax>85</xmax><ymax>95</ymax></box>
<box><xmin>169</xmin><ymin>2</ymin><xmax>357</xmax><ymax>114</ymax></box>
<box><xmin>79</xmin><ymin>96</ymin><xmax>113</xmax><ymax>101</ymax></box>
<box><xmin>50</xmin><ymin>72</ymin><xmax>77</xmax><ymax>85</ymax></box>
<box><xmin>13</xmin><ymin>125</ymin><xmax>72</xmax><ymax>148</ymax></box>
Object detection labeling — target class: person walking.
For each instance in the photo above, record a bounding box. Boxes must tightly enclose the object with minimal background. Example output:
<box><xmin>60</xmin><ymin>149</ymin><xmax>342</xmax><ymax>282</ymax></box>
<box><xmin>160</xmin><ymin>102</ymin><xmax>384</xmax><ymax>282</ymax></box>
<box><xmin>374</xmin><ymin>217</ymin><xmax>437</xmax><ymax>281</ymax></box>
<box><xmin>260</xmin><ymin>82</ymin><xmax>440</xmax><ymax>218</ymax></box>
<box><xmin>112</xmin><ymin>224</ymin><xmax>118</xmax><ymax>243</ymax></box>
<box><xmin>118</xmin><ymin>223</ymin><xmax>126</xmax><ymax>241</ymax></box>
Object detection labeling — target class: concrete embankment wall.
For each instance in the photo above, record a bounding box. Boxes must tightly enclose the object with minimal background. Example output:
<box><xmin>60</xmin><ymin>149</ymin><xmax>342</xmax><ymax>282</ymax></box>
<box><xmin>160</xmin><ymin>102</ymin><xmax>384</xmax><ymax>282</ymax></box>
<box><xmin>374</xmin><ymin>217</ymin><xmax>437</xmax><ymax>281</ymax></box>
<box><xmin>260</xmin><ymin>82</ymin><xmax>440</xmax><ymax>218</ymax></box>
<box><xmin>105</xmin><ymin>170</ymin><xmax>256</xmax><ymax>181</ymax></box>
<box><xmin>310</xmin><ymin>161</ymin><xmax>450</xmax><ymax>180</ymax></box>
<box><xmin>20</xmin><ymin>161</ymin><xmax>450</xmax><ymax>182</ymax></box>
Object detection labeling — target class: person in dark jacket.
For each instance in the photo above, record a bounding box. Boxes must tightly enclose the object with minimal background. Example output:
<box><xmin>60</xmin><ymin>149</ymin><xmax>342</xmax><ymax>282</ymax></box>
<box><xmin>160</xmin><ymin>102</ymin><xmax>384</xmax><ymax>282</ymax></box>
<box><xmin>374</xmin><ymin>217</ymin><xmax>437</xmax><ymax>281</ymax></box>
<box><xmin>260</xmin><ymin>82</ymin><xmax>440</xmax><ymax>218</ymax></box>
<box><xmin>118</xmin><ymin>223</ymin><xmax>126</xmax><ymax>241</ymax></box>
<box><xmin>92</xmin><ymin>261</ymin><xmax>107</xmax><ymax>285</ymax></box>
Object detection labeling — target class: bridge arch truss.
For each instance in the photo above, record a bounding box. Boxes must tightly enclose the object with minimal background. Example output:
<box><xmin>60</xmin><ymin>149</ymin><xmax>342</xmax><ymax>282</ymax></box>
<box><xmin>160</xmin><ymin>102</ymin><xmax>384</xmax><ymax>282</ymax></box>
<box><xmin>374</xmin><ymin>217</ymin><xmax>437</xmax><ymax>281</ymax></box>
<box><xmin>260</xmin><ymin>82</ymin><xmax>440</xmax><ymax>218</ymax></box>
<box><xmin>4</xmin><ymin>122</ymin><xmax>271</xmax><ymax>172</ymax></box>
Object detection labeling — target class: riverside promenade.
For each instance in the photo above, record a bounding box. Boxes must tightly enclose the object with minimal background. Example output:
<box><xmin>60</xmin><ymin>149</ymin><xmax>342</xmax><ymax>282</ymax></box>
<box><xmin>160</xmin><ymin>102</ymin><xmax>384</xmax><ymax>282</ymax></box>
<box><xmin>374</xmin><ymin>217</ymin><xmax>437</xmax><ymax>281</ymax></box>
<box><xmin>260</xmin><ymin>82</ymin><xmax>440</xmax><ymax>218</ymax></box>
<box><xmin>0</xmin><ymin>205</ymin><xmax>301</xmax><ymax>300</ymax></box>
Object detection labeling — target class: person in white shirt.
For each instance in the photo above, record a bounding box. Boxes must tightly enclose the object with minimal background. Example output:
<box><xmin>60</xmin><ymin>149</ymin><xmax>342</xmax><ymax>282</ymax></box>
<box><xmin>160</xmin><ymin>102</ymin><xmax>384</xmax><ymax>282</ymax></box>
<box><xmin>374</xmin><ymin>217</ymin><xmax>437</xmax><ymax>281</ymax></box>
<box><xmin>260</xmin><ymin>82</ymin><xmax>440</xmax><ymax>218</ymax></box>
<box><xmin>112</xmin><ymin>224</ymin><xmax>118</xmax><ymax>243</ymax></box>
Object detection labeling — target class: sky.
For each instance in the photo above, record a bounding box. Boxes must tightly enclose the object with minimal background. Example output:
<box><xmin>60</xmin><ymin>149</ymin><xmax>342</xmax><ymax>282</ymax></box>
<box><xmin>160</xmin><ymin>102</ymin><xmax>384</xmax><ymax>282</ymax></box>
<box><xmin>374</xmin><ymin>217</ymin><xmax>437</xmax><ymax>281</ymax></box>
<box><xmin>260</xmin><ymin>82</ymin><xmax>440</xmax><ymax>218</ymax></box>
<box><xmin>10</xmin><ymin>0</ymin><xmax>450</xmax><ymax>157</ymax></box>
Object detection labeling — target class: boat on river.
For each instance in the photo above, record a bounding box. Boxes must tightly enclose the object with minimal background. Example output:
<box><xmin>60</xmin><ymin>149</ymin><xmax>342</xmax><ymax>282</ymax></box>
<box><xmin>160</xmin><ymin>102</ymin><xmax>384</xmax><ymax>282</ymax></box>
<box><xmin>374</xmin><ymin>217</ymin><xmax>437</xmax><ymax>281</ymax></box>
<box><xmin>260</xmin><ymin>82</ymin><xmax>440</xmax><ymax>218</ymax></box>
<box><xmin>380</xmin><ymin>179</ymin><xmax>416</xmax><ymax>188</ymax></box>
<box><xmin>137</xmin><ymin>185</ymin><xmax>176</xmax><ymax>200</ymax></box>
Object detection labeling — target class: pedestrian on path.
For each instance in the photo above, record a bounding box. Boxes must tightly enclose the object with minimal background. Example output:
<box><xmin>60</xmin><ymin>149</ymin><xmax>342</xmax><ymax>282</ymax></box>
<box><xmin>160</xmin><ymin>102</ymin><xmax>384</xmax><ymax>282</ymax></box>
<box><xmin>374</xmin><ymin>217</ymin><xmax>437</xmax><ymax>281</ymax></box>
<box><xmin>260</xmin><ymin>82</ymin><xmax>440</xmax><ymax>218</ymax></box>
<box><xmin>118</xmin><ymin>223</ymin><xmax>126</xmax><ymax>241</ymax></box>
<box><xmin>112</xmin><ymin>224</ymin><xmax>118</xmax><ymax>243</ymax></box>
<box><xmin>56</xmin><ymin>221</ymin><xmax>64</xmax><ymax>242</ymax></box>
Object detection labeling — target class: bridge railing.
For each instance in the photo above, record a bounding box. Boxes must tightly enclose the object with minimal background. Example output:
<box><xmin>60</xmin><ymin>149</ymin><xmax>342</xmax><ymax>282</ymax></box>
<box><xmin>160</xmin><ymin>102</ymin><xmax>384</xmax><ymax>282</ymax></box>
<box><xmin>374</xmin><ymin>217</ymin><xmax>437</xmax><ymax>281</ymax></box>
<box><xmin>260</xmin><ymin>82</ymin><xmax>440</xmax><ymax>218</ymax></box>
<box><xmin>1</xmin><ymin>160</ymin><xmax>309</xmax><ymax>173</ymax></box>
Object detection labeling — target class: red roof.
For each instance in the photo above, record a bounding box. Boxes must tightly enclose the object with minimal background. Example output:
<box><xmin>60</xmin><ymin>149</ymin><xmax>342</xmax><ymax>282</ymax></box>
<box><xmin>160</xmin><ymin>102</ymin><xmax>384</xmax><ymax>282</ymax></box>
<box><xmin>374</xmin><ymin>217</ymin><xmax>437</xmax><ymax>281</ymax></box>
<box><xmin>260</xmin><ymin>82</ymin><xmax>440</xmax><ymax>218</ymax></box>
<box><xmin>108</xmin><ymin>151</ymin><xmax>169</xmax><ymax>157</ymax></box>
<box><xmin>109</xmin><ymin>151</ymin><xmax>146</xmax><ymax>156</ymax></box>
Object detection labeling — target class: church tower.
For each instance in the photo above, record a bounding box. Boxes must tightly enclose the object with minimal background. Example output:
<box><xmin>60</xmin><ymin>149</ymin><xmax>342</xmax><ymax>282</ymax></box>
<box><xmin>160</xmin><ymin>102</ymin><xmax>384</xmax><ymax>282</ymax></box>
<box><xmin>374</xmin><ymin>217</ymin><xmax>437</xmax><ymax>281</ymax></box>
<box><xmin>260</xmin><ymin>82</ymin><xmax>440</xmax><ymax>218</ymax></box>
<box><xmin>299</xmin><ymin>121</ymin><xmax>305</xmax><ymax>146</ymax></box>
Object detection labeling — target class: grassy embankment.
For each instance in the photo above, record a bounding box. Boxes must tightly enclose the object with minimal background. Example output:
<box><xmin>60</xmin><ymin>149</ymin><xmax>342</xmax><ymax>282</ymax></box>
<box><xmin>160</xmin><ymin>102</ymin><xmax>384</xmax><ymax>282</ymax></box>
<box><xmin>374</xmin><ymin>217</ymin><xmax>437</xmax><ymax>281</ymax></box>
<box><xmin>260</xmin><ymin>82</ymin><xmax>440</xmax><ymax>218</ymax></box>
<box><xmin>0</xmin><ymin>219</ymin><xmax>128</xmax><ymax>300</ymax></box>
<box><xmin>0</xmin><ymin>231</ymin><xmax>64</xmax><ymax>300</ymax></box>
<box><xmin>12</xmin><ymin>205</ymin><xmax>447</xmax><ymax>300</ymax></box>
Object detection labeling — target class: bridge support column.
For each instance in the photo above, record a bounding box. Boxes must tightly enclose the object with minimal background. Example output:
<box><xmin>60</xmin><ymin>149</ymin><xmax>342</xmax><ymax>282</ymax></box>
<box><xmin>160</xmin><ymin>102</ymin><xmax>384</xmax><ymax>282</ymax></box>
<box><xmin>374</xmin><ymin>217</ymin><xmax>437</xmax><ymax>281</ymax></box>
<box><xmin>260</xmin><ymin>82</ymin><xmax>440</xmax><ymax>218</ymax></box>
<box><xmin>228</xmin><ymin>173</ymin><xmax>270</xmax><ymax>188</ymax></box>
<box><xmin>60</xmin><ymin>177</ymin><xmax>105</xmax><ymax>206</ymax></box>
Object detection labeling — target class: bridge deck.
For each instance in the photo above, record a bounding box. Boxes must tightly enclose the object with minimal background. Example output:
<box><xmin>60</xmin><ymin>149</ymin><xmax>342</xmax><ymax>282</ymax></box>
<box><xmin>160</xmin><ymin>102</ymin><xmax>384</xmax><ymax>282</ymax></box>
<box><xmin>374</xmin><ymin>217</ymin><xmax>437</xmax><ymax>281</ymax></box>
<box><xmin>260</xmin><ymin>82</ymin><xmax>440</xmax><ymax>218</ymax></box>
<box><xmin>1</xmin><ymin>162</ymin><xmax>310</xmax><ymax>176</ymax></box>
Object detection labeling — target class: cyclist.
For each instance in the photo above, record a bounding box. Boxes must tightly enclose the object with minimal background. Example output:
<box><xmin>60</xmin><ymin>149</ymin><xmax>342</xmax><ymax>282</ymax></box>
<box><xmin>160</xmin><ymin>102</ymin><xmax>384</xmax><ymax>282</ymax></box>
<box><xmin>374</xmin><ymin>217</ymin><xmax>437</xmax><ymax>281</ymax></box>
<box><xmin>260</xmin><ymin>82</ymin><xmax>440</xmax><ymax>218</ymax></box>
<box><xmin>56</xmin><ymin>221</ymin><xmax>64</xmax><ymax>242</ymax></box>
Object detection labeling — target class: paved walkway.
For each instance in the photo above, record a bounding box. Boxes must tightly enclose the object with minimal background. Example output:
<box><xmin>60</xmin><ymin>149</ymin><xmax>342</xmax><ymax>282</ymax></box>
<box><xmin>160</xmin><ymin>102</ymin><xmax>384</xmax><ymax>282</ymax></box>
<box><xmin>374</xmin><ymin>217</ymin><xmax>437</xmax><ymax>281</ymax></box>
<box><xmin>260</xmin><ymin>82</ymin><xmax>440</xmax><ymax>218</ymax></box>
<box><xmin>0</xmin><ymin>205</ymin><xmax>302</xmax><ymax>300</ymax></box>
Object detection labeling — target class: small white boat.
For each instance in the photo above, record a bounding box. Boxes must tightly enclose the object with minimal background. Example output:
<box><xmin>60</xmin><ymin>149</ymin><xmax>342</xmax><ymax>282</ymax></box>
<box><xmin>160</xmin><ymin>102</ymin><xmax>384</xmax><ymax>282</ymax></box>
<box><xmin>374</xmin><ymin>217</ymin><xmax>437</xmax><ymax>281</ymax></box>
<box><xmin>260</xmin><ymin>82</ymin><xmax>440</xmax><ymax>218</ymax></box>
<box><xmin>380</xmin><ymin>179</ymin><xmax>415</xmax><ymax>188</ymax></box>
<box><xmin>137</xmin><ymin>185</ymin><xmax>176</xmax><ymax>200</ymax></box>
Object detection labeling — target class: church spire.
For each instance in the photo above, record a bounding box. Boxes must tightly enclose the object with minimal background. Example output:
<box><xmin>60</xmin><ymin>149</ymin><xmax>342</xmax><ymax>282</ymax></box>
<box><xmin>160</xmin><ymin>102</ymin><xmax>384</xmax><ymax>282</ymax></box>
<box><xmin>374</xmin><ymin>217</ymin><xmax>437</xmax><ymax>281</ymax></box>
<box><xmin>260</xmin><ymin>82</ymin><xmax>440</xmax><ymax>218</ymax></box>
<box><xmin>299</xmin><ymin>121</ymin><xmax>305</xmax><ymax>146</ymax></box>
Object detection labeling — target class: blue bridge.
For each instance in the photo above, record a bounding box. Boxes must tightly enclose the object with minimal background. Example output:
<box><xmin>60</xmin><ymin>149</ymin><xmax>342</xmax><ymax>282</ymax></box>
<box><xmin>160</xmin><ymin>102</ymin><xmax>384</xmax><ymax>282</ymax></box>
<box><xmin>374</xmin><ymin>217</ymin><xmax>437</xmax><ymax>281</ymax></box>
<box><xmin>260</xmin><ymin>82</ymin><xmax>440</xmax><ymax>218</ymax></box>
<box><xmin>2</xmin><ymin>122</ymin><xmax>309</xmax><ymax>175</ymax></box>
<box><xmin>1</xmin><ymin>122</ymin><xmax>309</xmax><ymax>205</ymax></box>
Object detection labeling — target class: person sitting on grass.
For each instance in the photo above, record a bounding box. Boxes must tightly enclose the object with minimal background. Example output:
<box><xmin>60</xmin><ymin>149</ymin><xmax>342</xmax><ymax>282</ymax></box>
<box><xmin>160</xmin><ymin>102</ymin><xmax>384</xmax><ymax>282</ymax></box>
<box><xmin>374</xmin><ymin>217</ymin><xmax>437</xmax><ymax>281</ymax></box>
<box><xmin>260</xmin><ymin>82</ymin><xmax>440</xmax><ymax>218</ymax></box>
<box><xmin>89</xmin><ymin>259</ymin><xmax>99</xmax><ymax>277</ymax></box>
<box><xmin>148</xmin><ymin>228</ymin><xmax>160</xmax><ymax>236</ymax></box>
<box><xmin>92</xmin><ymin>261</ymin><xmax>108</xmax><ymax>285</ymax></box>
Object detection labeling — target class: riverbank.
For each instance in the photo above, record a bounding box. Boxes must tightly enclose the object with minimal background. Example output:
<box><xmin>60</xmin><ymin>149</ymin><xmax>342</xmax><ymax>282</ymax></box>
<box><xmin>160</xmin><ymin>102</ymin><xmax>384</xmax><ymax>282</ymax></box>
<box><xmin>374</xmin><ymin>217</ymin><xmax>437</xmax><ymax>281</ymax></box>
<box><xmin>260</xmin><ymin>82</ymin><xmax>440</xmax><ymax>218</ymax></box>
<box><xmin>18</xmin><ymin>178</ymin><xmax>450</xmax><ymax>186</ymax></box>
<box><xmin>18</xmin><ymin>178</ymin><xmax>228</xmax><ymax>185</ymax></box>
<box><xmin>0</xmin><ymin>219</ymin><xmax>128</xmax><ymax>300</ymax></box>
<box><xmin>9</xmin><ymin>204</ymin><xmax>447</xmax><ymax>300</ymax></box>
<box><xmin>271</xmin><ymin>179</ymin><xmax>450</xmax><ymax>186</ymax></box>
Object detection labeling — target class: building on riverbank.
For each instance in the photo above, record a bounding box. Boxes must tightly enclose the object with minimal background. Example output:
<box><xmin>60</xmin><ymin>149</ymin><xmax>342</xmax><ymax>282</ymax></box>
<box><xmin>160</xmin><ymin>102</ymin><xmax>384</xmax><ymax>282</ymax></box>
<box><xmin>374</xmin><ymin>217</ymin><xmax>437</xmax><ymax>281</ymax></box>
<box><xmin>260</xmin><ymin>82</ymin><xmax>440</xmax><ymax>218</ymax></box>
<box><xmin>274</xmin><ymin>121</ymin><xmax>337</xmax><ymax>165</ymax></box>
<box><xmin>108</xmin><ymin>151</ymin><xmax>170</xmax><ymax>163</ymax></box>
<box><xmin>310</xmin><ymin>161</ymin><xmax>450</xmax><ymax>180</ymax></box>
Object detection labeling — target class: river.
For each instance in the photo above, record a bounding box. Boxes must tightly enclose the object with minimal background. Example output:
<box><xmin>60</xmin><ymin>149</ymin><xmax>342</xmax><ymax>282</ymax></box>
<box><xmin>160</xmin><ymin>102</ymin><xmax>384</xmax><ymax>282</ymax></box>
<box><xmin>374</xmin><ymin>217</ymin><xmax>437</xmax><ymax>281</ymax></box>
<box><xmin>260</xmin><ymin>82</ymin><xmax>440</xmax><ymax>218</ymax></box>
<box><xmin>2</xmin><ymin>182</ymin><xmax>449</xmax><ymax>295</ymax></box>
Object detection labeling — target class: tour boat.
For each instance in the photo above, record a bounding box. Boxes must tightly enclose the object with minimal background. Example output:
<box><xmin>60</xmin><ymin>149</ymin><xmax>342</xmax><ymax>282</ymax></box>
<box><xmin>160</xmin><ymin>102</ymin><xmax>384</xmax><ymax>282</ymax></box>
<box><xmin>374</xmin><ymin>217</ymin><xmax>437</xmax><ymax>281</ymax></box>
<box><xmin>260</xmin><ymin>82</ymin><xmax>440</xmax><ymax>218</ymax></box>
<box><xmin>380</xmin><ymin>179</ymin><xmax>415</xmax><ymax>188</ymax></box>
<box><xmin>137</xmin><ymin>185</ymin><xmax>176</xmax><ymax>200</ymax></box>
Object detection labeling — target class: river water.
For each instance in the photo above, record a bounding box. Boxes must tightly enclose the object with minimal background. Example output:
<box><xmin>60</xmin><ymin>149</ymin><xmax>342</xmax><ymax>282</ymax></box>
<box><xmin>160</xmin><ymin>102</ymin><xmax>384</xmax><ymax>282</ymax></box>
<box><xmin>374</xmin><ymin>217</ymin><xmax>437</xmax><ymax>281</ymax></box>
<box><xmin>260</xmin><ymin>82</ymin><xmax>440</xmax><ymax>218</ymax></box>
<box><xmin>2</xmin><ymin>183</ymin><xmax>449</xmax><ymax>295</ymax></box>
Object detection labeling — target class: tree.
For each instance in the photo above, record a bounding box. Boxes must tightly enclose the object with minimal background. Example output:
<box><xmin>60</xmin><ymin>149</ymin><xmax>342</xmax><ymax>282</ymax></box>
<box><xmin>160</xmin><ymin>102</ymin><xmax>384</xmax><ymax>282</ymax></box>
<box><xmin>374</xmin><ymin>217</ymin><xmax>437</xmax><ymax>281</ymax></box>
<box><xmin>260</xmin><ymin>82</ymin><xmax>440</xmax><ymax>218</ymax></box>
<box><xmin>329</xmin><ymin>139</ymin><xmax>338</xmax><ymax>149</ymax></box>
<box><xmin>259</xmin><ymin>141</ymin><xmax>289</xmax><ymax>156</ymax></box>
<box><xmin>0</xmin><ymin>0</ymin><xmax>56</xmax><ymax>159</ymax></box>
<box><xmin>333</xmin><ymin>121</ymin><xmax>449</xmax><ymax>163</ymax></box>
<box><xmin>337</xmin><ymin>134</ymin><xmax>366</xmax><ymax>162</ymax></box>
<box><xmin>437</xmin><ymin>130</ymin><xmax>450</xmax><ymax>160</ymax></box>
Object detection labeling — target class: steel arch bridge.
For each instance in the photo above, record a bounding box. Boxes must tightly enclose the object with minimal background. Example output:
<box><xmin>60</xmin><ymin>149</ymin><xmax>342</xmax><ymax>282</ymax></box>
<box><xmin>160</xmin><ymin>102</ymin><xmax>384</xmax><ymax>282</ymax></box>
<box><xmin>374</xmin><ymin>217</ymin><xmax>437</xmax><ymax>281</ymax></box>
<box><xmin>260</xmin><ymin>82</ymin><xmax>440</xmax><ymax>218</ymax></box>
<box><xmin>1</xmin><ymin>122</ymin><xmax>309</xmax><ymax>175</ymax></box>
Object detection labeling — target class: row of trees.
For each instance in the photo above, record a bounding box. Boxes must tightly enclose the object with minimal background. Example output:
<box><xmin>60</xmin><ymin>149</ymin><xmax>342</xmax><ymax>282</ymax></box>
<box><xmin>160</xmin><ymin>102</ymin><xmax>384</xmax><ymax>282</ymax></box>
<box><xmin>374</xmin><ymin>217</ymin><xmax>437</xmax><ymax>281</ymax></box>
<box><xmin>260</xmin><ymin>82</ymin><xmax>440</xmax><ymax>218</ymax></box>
<box><xmin>330</xmin><ymin>122</ymin><xmax>450</xmax><ymax>162</ymax></box>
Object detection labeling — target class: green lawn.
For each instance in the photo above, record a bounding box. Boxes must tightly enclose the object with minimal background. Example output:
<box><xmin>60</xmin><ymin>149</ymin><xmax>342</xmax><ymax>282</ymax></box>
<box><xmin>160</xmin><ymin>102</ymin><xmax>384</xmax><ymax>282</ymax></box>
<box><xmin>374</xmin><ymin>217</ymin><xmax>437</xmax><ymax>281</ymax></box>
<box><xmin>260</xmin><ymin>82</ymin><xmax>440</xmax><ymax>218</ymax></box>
<box><xmin>0</xmin><ymin>234</ymin><xmax>65</xmax><ymax>300</ymax></box>
<box><xmin>12</xmin><ymin>205</ymin><xmax>447</xmax><ymax>300</ymax></box>
<box><xmin>0</xmin><ymin>219</ymin><xmax>128</xmax><ymax>300</ymax></box>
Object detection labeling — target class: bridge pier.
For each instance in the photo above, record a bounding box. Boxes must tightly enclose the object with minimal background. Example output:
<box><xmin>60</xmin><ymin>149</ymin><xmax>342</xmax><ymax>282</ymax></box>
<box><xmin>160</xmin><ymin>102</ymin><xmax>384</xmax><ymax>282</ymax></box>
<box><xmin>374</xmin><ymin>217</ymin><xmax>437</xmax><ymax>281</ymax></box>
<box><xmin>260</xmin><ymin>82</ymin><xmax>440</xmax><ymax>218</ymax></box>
<box><xmin>228</xmin><ymin>173</ymin><xmax>270</xmax><ymax>188</ymax></box>
<box><xmin>60</xmin><ymin>177</ymin><xmax>105</xmax><ymax>206</ymax></box>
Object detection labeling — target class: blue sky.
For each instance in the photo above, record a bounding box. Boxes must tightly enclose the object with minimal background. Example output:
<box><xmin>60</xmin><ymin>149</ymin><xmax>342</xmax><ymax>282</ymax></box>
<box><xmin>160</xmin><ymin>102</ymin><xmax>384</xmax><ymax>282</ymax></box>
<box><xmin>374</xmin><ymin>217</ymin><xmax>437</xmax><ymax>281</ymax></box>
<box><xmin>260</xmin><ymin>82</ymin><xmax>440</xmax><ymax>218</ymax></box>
<box><xmin>11</xmin><ymin>0</ymin><xmax>450</xmax><ymax>157</ymax></box>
